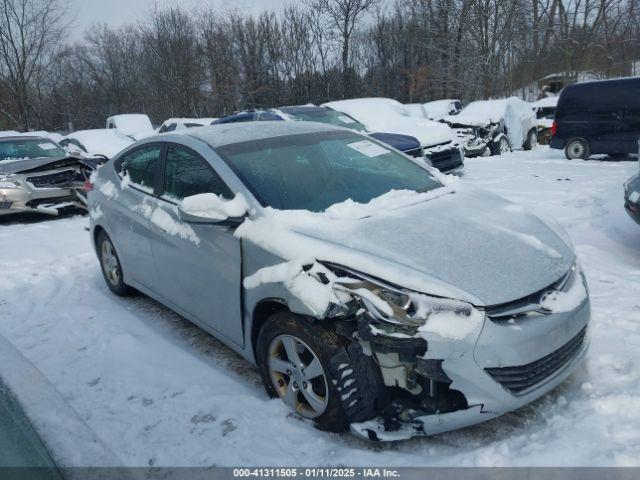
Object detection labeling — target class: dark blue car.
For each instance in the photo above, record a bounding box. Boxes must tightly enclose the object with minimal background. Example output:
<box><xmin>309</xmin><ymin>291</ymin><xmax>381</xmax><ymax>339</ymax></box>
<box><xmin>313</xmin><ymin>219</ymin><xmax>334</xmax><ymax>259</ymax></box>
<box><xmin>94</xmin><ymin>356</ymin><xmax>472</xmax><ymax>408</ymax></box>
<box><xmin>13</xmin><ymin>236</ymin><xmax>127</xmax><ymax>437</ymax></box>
<box><xmin>212</xmin><ymin>106</ymin><xmax>425</xmax><ymax>161</ymax></box>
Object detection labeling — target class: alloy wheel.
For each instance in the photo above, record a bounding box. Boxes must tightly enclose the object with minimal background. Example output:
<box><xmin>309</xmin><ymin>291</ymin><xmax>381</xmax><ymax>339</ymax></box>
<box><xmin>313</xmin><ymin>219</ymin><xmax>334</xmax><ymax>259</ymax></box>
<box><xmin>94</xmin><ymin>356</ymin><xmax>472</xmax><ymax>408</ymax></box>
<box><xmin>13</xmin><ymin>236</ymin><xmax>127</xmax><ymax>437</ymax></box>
<box><xmin>267</xmin><ymin>334</ymin><xmax>329</xmax><ymax>418</ymax></box>
<box><xmin>567</xmin><ymin>141</ymin><xmax>585</xmax><ymax>159</ymax></box>
<box><xmin>101</xmin><ymin>239</ymin><xmax>121</xmax><ymax>286</ymax></box>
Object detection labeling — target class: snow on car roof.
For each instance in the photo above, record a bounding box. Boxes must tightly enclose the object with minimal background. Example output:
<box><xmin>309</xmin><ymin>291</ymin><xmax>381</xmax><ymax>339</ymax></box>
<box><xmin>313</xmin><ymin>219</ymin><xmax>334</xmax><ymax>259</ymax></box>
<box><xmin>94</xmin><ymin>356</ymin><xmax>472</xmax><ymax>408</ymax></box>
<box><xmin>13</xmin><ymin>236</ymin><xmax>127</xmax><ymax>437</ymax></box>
<box><xmin>186</xmin><ymin>121</ymin><xmax>342</xmax><ymax>148</ymax></box>
<box><xmin>532</xmin><ymin>96</ymin><xmax>559</xmax><ymax>108</ymax></box>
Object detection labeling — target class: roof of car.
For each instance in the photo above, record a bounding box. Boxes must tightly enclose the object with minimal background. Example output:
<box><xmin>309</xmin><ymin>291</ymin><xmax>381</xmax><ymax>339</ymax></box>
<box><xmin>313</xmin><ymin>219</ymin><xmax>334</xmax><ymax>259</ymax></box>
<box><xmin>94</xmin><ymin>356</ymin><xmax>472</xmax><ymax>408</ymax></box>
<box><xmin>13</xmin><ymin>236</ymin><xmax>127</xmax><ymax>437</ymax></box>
<box><xmin>0</xmin><ymin>135</ymin><xmax>49</xmax><ymax>142</ymax></box>
<box><xmin>185</xmin><ymin>121</ymin><xmax>343</xmax><ymax>148</ymax></box>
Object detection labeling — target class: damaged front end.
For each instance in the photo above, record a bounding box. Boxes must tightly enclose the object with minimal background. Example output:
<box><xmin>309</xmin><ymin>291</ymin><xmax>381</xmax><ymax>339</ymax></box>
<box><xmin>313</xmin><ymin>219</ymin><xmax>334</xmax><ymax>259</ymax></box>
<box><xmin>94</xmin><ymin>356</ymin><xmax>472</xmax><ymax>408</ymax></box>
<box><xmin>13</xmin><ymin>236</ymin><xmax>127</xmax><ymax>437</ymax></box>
<box><xmin>314</xmin><ymin>263</ymin><xmax>487</xmax><ymax>441</ymax></box>
<box><xmin>442</xmin><ymin>120</ymin><xmax>501</xmax><ymax>158</ymax></box>
<box><xmin>309</xmin><ymin>262</ymin><xmax>589</xmax><ymax>441</ymax></box>
<box><xmin>0</xmin><ymin>157</ymin><xmax>95</xmax><ymax>216</ymax></box>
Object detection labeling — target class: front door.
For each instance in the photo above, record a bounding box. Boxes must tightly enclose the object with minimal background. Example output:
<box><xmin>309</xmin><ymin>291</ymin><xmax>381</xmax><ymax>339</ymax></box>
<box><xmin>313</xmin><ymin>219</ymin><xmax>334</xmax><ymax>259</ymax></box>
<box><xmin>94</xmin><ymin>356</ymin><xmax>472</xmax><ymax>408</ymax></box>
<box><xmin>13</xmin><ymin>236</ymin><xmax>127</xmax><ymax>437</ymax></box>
<box><xmin>114</xmin><ymin>144</ymin><xmax>163</xmax><ymax>291</ymax></box>
<box><xmin>147</xmin><ymin>143</ymin><xmax>244</xmax><ymax>346</ymax></box>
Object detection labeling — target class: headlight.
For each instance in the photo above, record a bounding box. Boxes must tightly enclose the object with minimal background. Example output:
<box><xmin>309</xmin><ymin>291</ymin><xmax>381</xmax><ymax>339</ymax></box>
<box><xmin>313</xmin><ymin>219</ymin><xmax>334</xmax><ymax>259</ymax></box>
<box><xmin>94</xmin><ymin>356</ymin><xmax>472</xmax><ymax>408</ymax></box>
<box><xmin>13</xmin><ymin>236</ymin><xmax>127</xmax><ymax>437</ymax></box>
<box><xmin>0</xmin><ymin>175</ymin><xmax>20</xmax><ymax>189</ymax></box>
<box><xmin>326</xmin><ymin>263</ymin><xmax>480</xmax><ymax>329</ymax></box>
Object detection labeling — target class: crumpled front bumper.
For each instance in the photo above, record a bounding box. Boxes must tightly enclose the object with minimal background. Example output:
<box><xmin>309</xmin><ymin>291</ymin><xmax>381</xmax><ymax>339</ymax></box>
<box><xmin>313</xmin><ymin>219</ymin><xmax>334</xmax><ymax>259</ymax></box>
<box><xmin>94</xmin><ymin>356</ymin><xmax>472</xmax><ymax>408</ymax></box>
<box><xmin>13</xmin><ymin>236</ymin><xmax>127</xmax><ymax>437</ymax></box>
<box><xmin>351</xmin><ymin>298</ymin><xmax>591</xmax><ymax>441</ymax></box>
<box><xmin>0</xmin><ymin>184</ymin><xmax>83</xmax><ymax>216</ymax></box>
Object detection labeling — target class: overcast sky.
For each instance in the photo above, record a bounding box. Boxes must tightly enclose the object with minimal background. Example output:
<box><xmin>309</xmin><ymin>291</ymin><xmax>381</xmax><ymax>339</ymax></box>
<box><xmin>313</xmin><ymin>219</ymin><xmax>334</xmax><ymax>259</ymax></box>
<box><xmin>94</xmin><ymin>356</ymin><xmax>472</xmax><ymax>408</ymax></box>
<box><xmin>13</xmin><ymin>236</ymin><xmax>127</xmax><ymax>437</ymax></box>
<box><xmin>68</xmin><ymin>0</ymin><xmax>291</xmax><ymax>39</ymax></box>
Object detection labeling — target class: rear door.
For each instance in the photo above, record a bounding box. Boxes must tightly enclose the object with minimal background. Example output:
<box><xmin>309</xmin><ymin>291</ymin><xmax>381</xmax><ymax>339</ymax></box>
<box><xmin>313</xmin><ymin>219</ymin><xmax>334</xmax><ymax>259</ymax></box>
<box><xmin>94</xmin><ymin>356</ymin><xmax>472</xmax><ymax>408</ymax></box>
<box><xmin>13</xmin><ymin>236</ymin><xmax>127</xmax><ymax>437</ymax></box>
<box><xmin>147</xmin><ymin>143</ymin><xmax>244</xmax><ymax>346</ymax></box>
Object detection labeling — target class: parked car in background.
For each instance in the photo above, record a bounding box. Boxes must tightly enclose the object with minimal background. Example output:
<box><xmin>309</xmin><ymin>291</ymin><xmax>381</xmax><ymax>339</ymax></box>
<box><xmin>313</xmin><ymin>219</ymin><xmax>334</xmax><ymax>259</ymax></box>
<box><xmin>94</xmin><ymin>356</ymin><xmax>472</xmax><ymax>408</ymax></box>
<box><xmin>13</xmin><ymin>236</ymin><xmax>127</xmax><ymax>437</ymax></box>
<box><xmin>550</xmin><ymin>77</ymin><xmax>640</xmax><ymax>160</ymax></box>
<box><xmin>213</xmin><ymin>106</ymin><xmax>427</xmax><ymax>170</ymax></box>
<box><xmin>89</xmin><ymin>121</ymin><xmax>589</xmax><ymax>441</ymax></box>
<box><xmin>106</xmin><ymin>114</ymin><xmax>154</xmax><ymax>140</ymax></box>
<box><xmin>158</xmin><ymin>118</ymin><xmax>218</xmax><ymax>133</ymax></box>
<box><xmin>531</xmin><ymin>96</ymin><xmax>558</xmax><ymax>145</ymax></box>
<box><xmin>441</xmin><ymin>97</ymin><xmax>538</xmax><ymax>157</ymax></box>
<box><xmin>60</xmin><ymin>129</ymin><xmax>135</xmax><ymax>160</ymax></box>
<box><xmin>624</xmin><ymin>171</ymin><xmax>640</xmax><ymax>224</ymax></box>
<box><xmin>405</xmin><ymin>99</ymin><xmax>463</xmax><ymax>121</ymax></box>
<box><xmin>0</xmin><ymin>136</ymin><xmax>95</xmax><ymax>216</ymax></box>
<box><xmin>0</xmin><ymin>130</ymin><xmax>66</xmax><ymax>144</ymax></box>
<box><xmin>323</xmin><ymin>98</ymin><xmax>464</xmax><ymax>172</ymax></box>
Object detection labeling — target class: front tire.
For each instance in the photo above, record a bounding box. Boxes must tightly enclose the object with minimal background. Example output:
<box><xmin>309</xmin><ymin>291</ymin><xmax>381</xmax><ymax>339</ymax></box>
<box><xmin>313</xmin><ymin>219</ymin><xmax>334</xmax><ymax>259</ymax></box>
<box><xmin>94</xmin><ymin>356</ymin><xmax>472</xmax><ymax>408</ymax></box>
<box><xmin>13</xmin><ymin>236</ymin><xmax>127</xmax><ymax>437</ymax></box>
<box><xmin>256</xmin><ymin>311</ymin><xmax>348</xmax><ymax>432</ymax></box>
<box><xmin>490</xmin><ymin>134</ymin><xmax>511</xmax><ymax>155</ymax></box>
<box><xmin>565</xmin><ymin>138</ymin><xmax>590</xmax><ymax>160</ymax></box>
<box><xmin>97</xmin><ymin>230</ymin><xmax>132</xmax><ymax>296</ymax></box>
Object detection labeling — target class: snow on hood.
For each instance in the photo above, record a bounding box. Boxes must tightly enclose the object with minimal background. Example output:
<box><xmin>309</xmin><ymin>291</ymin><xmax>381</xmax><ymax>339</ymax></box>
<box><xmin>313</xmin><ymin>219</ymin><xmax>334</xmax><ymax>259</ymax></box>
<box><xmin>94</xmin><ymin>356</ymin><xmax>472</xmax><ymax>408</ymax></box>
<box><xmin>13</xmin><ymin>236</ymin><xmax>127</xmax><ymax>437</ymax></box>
<box><xmin>65</xmin><ymin>129</ymin><xmax>134</xmax><ymax>158</ymax></box>
<box><xmin>236</xmin><ymin>184</ymin><xmax>574</xmax><ymax>307</ymax></box>
<box><xmin>323</xmin><ymin>98</ymin><xmax>455</xmax><ymax>148</ymax></box>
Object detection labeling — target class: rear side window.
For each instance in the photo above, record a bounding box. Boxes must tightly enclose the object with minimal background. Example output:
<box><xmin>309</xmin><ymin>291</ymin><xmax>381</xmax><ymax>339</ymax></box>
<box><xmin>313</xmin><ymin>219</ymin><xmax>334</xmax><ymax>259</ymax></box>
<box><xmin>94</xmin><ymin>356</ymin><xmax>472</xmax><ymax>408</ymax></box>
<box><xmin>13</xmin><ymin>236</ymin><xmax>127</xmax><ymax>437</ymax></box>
<box><xmin>163</xmin><ymin>145</ymin><xmax>232</xmax><ymax>201</ymax></box>
<box><xmin>120</xmin><ymin>146</ymin><xmax>161</xmax><ymax>192</ymax></box>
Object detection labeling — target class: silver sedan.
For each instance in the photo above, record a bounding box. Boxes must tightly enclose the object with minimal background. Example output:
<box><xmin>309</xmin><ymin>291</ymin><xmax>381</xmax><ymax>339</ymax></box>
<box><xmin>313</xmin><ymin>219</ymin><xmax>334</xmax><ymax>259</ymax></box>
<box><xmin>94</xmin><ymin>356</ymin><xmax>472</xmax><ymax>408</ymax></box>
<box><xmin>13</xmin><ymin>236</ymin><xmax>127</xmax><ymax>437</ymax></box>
<box><xmin>88</xmin><ymin>122</ymin><xmax>590</xmax><ymax>441</ymax></box>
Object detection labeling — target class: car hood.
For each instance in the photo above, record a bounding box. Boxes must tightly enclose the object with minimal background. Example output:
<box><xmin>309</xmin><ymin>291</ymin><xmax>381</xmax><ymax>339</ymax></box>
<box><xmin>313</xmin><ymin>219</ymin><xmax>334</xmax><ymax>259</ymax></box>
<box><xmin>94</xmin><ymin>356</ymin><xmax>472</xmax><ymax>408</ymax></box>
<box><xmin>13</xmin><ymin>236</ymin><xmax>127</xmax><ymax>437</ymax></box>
<box><xmin>0</xmin><ymin>156</ymin><xmax>91</xmax><ymax>175</ymax></box>
<box><xmin>272</xmin><ymin>186</ymin><xmax>574</xmax><ymax>306</ymax></box>
<box><xmin>367</xmin><ymin>117</ymin><xmax>455</xmax><ymax>148</ymax></box>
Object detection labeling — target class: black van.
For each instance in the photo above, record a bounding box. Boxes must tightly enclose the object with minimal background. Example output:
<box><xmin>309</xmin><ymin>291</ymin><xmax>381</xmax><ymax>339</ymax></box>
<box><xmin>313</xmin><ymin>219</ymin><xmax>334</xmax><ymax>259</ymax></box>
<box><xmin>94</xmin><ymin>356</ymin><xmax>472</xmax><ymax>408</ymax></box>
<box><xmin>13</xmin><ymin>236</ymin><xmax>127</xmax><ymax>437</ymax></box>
<box><xmin>550</xmin><ymin>77</ymin><xmax>640</xmax><ymax>160</ymax></box>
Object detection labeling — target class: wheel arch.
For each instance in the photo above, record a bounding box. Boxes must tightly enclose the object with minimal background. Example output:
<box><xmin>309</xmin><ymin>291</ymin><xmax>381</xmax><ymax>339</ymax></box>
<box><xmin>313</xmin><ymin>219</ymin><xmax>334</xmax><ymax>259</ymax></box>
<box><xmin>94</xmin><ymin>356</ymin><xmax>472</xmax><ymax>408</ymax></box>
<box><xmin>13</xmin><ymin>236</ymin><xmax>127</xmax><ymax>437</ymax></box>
<box><xmin>250</xmin><ymin>298</ymin><xmax>290</xmax><ymax>360</ymax></box>
<box><xmin>92</xmin><ymin>224</ymin><xmax>106</xmax><ymax>250</ymax></box>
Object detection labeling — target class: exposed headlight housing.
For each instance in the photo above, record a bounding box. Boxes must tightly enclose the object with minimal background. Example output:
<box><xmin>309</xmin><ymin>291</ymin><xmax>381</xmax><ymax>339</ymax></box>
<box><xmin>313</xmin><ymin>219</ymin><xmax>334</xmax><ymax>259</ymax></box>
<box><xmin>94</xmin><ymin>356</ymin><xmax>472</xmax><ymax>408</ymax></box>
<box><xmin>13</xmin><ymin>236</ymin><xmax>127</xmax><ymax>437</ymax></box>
<box><xmin>324</xmin><ymin>263</ymin><xmax>480</xmax><ymax>329</ymax></box>
<box><xmin>0</xmin><ymin>175</ymin><xmax>20</xmax><ymax>189</ymax></box>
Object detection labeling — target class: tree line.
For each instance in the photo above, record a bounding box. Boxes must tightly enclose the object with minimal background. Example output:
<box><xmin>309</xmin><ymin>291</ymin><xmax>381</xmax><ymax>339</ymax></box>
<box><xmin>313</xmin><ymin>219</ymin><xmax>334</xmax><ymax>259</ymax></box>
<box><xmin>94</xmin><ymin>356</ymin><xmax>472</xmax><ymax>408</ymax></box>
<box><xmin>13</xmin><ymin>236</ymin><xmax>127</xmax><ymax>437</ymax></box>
<box><xmin>1</xmin><ymin>0</ymin><xmax>639</xmax><ymax>132</ymax></box>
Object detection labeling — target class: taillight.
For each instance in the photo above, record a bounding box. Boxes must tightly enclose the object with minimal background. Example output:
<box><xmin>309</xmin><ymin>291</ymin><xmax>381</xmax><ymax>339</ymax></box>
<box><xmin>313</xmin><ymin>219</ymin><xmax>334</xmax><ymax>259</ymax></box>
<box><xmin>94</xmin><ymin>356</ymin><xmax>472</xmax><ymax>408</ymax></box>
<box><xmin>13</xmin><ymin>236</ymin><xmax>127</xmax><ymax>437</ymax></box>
<box><xmin>83</xmin><ymin>180</ymin><xmax>94</xmax><ymax>192</ymax></box>
<box><xmin>551</xmin><ymin>120</ymin><xmax>558</xmax><ymax>137</ymax></box>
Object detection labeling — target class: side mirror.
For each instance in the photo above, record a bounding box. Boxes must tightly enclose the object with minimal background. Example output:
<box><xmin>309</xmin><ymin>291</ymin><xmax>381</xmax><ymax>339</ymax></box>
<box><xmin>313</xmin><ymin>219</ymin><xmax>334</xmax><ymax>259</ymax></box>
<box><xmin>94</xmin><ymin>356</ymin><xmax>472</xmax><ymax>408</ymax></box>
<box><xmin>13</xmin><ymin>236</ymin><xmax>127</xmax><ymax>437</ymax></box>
<box><xmin>178</xmin><ymin>193</ymin><xmax>249</xmax><ymax>226</ymax></box>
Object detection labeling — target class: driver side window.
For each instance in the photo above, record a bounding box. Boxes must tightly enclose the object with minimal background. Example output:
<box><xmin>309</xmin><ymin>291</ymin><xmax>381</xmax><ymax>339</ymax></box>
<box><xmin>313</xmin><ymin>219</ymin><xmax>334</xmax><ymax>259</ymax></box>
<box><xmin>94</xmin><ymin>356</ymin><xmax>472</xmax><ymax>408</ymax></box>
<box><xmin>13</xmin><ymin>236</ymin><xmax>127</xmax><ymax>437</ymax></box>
<box><xmin>163</xmin><ymin>145</ymin><xmax>232</xmax><ymax>201</ymax></box>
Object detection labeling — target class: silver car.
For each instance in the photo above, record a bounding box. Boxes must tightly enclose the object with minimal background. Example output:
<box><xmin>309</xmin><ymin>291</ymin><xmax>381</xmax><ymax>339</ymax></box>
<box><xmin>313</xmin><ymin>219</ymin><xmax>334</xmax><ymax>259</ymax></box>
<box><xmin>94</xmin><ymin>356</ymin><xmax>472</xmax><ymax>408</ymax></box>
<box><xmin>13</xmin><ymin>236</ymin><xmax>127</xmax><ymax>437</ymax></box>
<box><xmin>0</xmin><ymin>136</ymin><xmax>95</xmax><ymax>216</ymax></box>
<box><xmin>88</xmin><ymin>122</ymin><xmax>590</xmax><ymax>441</ymax></box>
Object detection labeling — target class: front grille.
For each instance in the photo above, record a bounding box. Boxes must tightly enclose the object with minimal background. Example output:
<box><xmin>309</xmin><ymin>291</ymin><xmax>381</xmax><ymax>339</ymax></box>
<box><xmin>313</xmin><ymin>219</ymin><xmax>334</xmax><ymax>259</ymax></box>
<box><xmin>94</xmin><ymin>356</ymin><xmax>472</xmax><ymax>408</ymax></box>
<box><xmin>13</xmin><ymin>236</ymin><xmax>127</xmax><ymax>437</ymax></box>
<box><xmin>27</xmin><ymin>169</ymin><xmax>81</xmax><ymax>189</ymax></box>
<box><xmin>485</xmin><ymin>326</ymin><xmax>586</xmax><ymax>395</ymax></box>
<box><xmin>404</xmin><ymin>147</ymin><xmax>423</xmax><ymax>158</ymax></box>
<box><xmin>426</xmin><ymin>148</ymin><xmax>463</xmax><ymax>172</ymax></box>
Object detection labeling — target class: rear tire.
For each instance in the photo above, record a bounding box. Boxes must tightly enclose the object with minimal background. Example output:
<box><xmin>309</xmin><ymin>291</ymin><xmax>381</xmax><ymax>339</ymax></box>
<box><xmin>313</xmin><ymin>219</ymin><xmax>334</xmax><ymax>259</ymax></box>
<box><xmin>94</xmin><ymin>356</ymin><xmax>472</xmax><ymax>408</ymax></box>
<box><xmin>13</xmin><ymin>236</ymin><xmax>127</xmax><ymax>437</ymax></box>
<box><xmin>256</xmin><ymin>311</ymin><xmax>349</xmax><ymax>433</ymax></box>
<box><xmin>97</xmin><ymin>230</ymin><xmax>132</xmax><ymax>296</ymax></box>
<box><xmin>565</xmin><ymin>138</ymin><xmax>590</xmax><ymax>160</ymax></box>
<box><xmin>524</xmin><ymin>129</ymin><xmax>538</xmax><ymax>150</ymax></box>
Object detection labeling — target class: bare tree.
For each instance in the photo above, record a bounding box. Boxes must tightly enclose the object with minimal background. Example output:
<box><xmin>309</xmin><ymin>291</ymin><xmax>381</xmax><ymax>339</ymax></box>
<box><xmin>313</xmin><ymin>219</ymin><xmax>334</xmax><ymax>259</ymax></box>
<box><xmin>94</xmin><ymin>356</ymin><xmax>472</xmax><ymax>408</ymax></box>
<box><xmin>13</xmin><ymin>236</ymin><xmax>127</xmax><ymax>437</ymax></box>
<box><xmin>308</xmin><ymin>0</ymin><xmax>380</xmax><ymax>98</ymax></box>
<box><xmin>0</xmin><ymin>0</ymin><xmax>69</xmax><ymax>129</ymax></box>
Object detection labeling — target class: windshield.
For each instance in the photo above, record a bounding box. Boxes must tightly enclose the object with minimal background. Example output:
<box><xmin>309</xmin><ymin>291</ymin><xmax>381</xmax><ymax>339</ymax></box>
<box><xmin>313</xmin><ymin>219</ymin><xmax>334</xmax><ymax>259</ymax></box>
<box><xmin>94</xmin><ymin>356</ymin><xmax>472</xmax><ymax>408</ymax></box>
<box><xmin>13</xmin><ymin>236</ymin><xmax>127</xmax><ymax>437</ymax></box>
<box><xmin>282</xmin><ymin>108</ymin><xmax>367</xmax><ymax>132</ymax></box>
<box><xmin>216</xmin><ymin>130</ymin><xmax>442</xmax><ymax>212</ymax></box>
<box><xmin>0</xmin><ymin>139</ymin><xmax>66</xmax><ymax>162</ymax></box>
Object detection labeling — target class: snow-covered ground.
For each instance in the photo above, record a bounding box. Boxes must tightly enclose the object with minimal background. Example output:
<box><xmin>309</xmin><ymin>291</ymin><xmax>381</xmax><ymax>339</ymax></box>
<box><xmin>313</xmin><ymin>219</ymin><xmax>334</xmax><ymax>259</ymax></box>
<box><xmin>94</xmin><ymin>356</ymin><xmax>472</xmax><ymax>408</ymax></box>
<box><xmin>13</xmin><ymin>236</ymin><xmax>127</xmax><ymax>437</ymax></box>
<box><xmin>1</xmin><ymin>147</ymin><xmax>639</xmax><ymax>467</ymax></box>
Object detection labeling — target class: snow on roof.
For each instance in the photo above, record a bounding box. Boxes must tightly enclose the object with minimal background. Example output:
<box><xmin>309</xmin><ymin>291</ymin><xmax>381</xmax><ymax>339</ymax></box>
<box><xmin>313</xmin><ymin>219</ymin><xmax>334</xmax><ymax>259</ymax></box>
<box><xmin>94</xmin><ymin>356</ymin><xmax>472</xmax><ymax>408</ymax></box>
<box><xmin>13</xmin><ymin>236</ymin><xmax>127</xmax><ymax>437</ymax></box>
<box><xmin>161</xmin><ymin>118</ymin><xmax>218</xmax><ymax>128</ymax></box>
<box><xmin>421</xmin><ymin>100</ymin><xmax>460</xmax><ymax>120</ymax></box>
<box><xmin>185</xmin><ymin>121</ymin><xmax>341</xmax><ymax>148</ymax></box>
<box><xmin>532</xmin><ymin>96</ymin><xmax>559</xmax><ymax>108</ymax></box>
<box><xmin>0</xmin><ymin>130</ymin><xmax>64</xmax><ymax>144</ymax></box>
<box><xmin>106</xmin><ymin>114</ymin><xmax>154</xmax><ymax>137</ymax></box>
